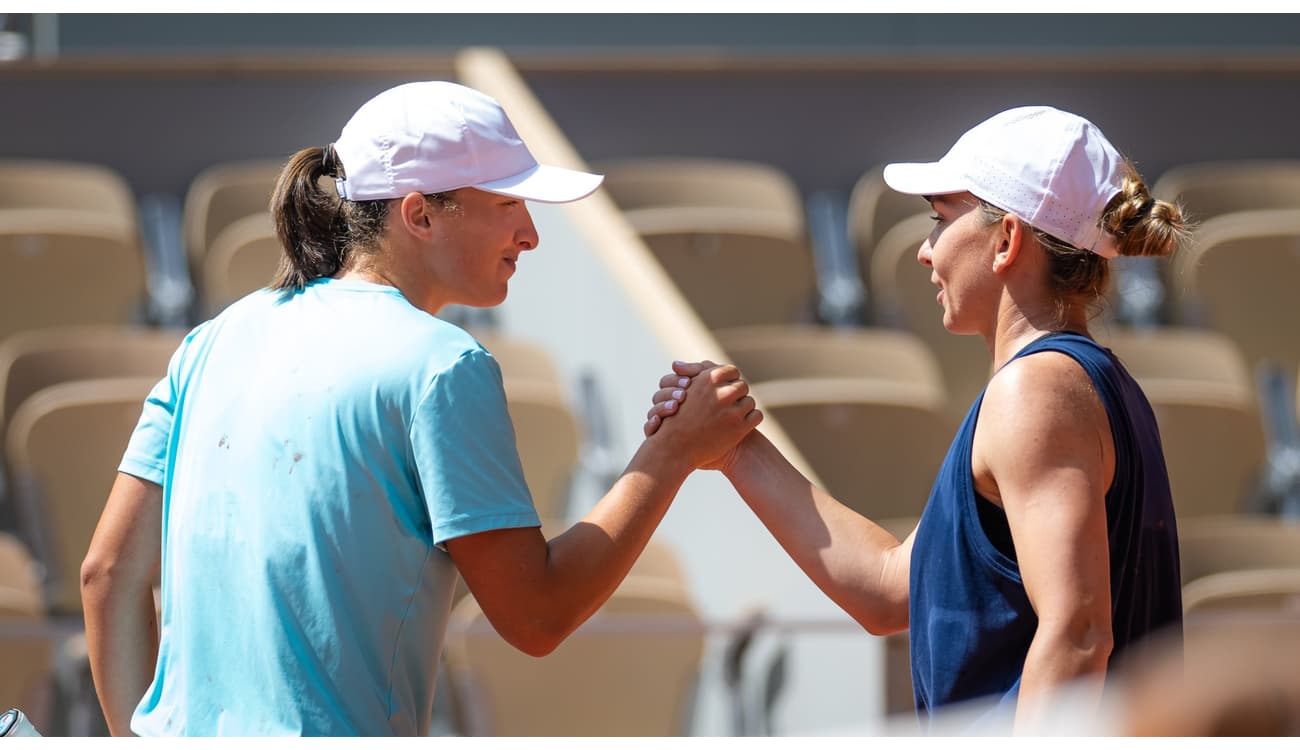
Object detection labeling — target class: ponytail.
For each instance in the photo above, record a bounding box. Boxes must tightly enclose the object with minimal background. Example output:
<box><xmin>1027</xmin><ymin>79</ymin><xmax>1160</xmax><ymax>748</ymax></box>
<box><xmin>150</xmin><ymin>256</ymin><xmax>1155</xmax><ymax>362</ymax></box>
<box><xmin>270</xmin><ymin>146</ymin><xmax>348</xmax><ymax>291</ymax></box>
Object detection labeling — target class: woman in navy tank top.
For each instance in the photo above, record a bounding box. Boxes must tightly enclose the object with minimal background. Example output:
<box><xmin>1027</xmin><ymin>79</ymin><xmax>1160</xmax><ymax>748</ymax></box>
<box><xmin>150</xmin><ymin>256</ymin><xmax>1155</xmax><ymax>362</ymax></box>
<box><xmin>646</xmin><ymin>106</ymin><xmax>1188</xmax><ymax>732</ymax></box>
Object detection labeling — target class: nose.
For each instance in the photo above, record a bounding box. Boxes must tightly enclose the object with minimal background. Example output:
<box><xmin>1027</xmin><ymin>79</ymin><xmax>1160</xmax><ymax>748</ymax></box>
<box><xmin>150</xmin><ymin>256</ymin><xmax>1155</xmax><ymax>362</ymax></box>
<box><xmin>917</xmin><ymin>239</ymin><xmax>933</xmax><ymax>268</ymax></box>
<box><xmin>517</xmin><ymin>204</ymin><xmax>540</xmax><ymax>252</ymax></box>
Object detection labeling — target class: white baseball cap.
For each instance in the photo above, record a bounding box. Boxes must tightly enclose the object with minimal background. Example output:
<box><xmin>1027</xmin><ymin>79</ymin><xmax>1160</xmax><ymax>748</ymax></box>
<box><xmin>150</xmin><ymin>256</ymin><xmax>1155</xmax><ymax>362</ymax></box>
<box><xmin>883</xmin><ymin>106</ymin><xmax>1126</xmax><ymax>258</ymax></box>
<box><xmin>332</xmin><ymin>81</ymin><xmax>603</xmax><ymax>204</ymax></box>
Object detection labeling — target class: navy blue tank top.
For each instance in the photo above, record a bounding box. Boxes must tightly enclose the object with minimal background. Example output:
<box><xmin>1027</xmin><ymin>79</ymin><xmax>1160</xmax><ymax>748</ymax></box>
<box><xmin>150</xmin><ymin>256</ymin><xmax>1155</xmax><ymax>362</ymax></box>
<box><xmin>909</xmin><ymin>332</ymin><xmax>1182</xmax><ymax>728</ymax></box>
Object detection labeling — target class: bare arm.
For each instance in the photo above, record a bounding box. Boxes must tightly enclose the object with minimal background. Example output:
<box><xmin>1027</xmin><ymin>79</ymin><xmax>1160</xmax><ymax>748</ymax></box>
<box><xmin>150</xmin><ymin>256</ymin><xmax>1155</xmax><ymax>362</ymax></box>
<box><xmin>445</xmin><ymin>364</ymin><xmax>761</xmax><ymax>657</ymax></box>
<box><xmin>647</xmin><ymin>362</ymin><xmax>914</xmax><ymax>635</ymax></box>
<box><xmin>81</xmin><ymin>472</ymin><xmax>162</xmax><ymax>736</ymax></box>
<box><xmin>721</xmin><ymin>431</ymin><xmax>914</xmax><ymax>635</ymax></box>
<box><xmin>974</xmin><ymin>354</ymin><xmax>1114</xmax><ymax>733</ymax></box>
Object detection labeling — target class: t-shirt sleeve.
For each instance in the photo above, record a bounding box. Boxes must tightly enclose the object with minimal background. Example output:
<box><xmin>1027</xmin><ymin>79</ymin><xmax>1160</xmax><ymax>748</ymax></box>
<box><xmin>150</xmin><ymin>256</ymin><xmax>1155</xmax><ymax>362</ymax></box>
<box><xmin>118</xmin><ymin>340</ymin><xmax>186</xmax><ymax>487</ymax></box>
<box><xmin>410</xmin><ymin>348</ymin><xmax>541</xmax><ymax>546</ymax></box>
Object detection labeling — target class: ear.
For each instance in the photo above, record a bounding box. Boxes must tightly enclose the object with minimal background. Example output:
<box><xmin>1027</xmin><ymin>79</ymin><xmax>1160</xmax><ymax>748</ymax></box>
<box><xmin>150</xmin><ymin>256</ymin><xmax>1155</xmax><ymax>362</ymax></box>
<box><xmin>991</xmin><ymin>213</ymin><xmax>1027</xmax><ymax>275</ymax></box>
<box><xmin>396</xmin><ymin>192</ymin><xmax>435</xmax><ymax>239</ymax></box>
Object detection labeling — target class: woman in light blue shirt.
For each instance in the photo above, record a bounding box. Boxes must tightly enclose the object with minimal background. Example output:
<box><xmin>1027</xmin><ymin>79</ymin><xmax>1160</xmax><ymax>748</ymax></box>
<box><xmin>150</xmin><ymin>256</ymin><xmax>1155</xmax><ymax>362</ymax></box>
<box><xmin>80</xmin><ymin>81</ymin><xmax>762</xmax><ymax>736</ymax></box>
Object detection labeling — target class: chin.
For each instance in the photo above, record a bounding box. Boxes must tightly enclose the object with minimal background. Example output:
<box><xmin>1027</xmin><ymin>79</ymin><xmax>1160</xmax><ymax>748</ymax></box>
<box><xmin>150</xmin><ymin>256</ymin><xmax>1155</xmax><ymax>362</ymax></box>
<box><xmin>941</xmin><ymin>310</ymin><xmax>974</xmax><ymax>336</ymax></box>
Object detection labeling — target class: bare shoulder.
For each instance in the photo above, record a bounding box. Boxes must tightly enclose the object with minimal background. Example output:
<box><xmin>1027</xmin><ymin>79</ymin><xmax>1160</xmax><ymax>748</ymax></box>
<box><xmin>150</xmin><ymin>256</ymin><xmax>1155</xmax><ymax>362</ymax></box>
<box><xmin>982</xmin><ymin>350</ymin><xmax>1104</xmax><ymax>425</ymax></box>
<box><xmin>974</xmin><ymin>349</ymin><xmax>1113</xmax><ymax>502</ymax></box>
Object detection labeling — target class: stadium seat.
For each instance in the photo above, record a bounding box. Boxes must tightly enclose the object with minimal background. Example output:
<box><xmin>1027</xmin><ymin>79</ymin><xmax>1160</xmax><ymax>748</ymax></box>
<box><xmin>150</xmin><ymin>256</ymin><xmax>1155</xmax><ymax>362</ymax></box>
<box><xmin>443</xmin><ymin>540</ymin><xmax>704</xmax><ymax>736</ymax></box>
<box><xmin>182</xmin><ymin>159</ymin><xmax>284</xmax><ymax>288</ymax></box>
<box><xmin>5</xmin><ymin>377</ymin><xmax>157</xmax><ymax>615</ymax></box>
<box><xmin>0</xmin><ymin>326</ymin><xmax>179</xmax><ymax>520</ymax></box>
<box><xmin>1100</xmin><ymin>327</ymin><xmax>1254</xmax><ymax>389</ymax></box>
<box><xmin>1171</xmin><ymin>208</ymin><xmax>1300</xmax><ymax>379</ymax></box>
<box><xmin>1140</xmin><ymin>380</ymin><xmax>1267</xmax><ymax>519</ymax></box>
<box><xmin>846</xmin><ymin>165</ymin><xmax>928</xmax><ymax>293</ymax></box>
<box><xmin>714</xmin><ymin>324</ymin><xmax>946</xmax><ymax>389</ymax></box>
<box><xmin>750</xmin><ymin>377</ymin><xmax>952</xmax><ymax>520</ymax></box>
<box><xmin>1152</xmin><ymin>159</ymin><xmax>1300</xmax><ymax>225</ymax></box>
<box><xmin>1182</xmin><ymin>568</ymin><xmax>1300</xmax><ymax>615</ymax></box>
<box><xmin>0</xmin><ymin>159</ymin><xmax>138</xmax><ymax>241</ymax></box>
<box><xmin>201</xmin><ymin>212</ymin><xmax>280</xmax><ymax>315</ymax></box>
<box><xmin>0</xmin><ymin>213</ymin><xmax>148</xmax><ymax>346</ymax></box>
<box><xmin>1100</xmin><ymin>328</ymin><xmax>1268</xmax><ymax>518</ymax></box>
<box><xmin>598</xmin><ymin>157</ymin><xmax>816</xmax><ymax>329</ymax></box>
<box><xmin>598</xmin><ymin>157</ymin><xmax>805</xmax><ymax>220</ymax></box>
<box><xmin>1138</xmin><ymin>160</ymin><xmax>1300</xmax><ymax>325</ymax></box>
<box><xmin>1178</xmin><ymin>515</ymin><xmax>1300</xmax><ymax>586</ymax></box>
<box><xmin>714</xmin><ymin>325</ymin><xmax>952</xmax><ymax>518</ymax></box>
<box><xmin>0</xmin><ymin>326</ymin><xmax>180</xmax><ymax>450</ymax></box>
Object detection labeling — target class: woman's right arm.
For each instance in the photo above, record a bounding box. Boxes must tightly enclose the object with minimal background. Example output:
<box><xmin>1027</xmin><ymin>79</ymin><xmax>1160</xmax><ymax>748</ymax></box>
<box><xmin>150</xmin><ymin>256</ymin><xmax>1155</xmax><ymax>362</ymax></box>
<box><xmin>721</xmin><ymin>430</ymin><xmax>914</xmax><ymax>635</ymax></box>
<box><xmin>81</xmin><ymin>472</ymin><xmax>162</xmax><ymax>737</ymax></box>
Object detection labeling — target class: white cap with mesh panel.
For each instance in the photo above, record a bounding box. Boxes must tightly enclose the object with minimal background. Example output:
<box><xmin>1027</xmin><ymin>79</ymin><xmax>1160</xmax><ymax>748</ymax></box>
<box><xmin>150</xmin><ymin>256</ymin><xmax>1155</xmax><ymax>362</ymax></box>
<box><xmin>333</xmin><ymin>81</ymin><xmax>603</xmax><ymax>204</ymax></box>
<box><xmin>882</xmin><ymin>106</ymin><xmax>1126</xmax><ymax>258</ymax></box>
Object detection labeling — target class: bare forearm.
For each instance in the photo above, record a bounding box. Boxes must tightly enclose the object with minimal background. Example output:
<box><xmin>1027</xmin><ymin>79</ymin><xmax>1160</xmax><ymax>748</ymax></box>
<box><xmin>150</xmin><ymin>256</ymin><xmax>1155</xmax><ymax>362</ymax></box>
<box><xmin>530</xmin><ymin>440</ymin><xmax>693</xmax><ymax>648</ymax></box>
<box><xmin>723</xmin><ymin>431</ymin><xmax>911</xmax><ymax>634</ymax></box>
<box><xmin>82</xmin><ymin>577</ymin><xmax>158</xmax><ymax>736</ymax></box>
<box><xmin>1015</xmin><ymin>624</ymin><xmax>1112</xmax><ymax>733</ymax></box>
<box><xmin>483</xmin><ymin>439</ymin><xmax>691</xmax><ymax>649</ymax></box>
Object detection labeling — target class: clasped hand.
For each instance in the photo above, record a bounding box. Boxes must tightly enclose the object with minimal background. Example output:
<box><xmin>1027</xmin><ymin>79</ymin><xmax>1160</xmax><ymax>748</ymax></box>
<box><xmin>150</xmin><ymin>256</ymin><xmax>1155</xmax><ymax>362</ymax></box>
<box><xmin>641</xmin><ymin>359</ymin><xmax>761</xmax><ymax>472</ymax></box>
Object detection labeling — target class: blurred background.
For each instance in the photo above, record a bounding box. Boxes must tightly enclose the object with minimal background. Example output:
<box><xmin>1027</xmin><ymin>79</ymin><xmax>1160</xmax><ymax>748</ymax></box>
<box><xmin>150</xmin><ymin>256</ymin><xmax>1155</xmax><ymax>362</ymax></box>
<box><xmin>2</xmin><ymin>12</ymin><xmax>1299</xmax><ymax>737</ymax></box>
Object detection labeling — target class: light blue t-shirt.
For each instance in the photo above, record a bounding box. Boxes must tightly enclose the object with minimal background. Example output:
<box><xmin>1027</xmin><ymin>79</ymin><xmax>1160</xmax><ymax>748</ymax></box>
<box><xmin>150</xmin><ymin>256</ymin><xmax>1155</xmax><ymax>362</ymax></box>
<box><xmin>118</xmin><ymin>277</ymin><xmax>541</xmax><ymax>736</ymax></box>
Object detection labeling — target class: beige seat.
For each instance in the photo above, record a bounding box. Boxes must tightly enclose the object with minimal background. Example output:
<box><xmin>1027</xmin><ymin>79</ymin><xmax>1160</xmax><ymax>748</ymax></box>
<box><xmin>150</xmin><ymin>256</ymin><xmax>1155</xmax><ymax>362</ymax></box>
<box><xmin>0</xmin><ymin>213</ymin><xmax>148</xmax><ymax>346</ymax></box>
<box><xmin>1147</xmin><ymin>161</ymin><xmax>1300</xmax><ymax>322</ymax></box>
<box><xmin>1152</xmin><ymin>160</ymin><xmax>1300</xmax><ymax>225</ymax></box>
<box><xmin>714</xmin><ymin>324</ymin><xmax>946</xmax><ymax>388</ymax></box>
<box><xmin>870</xmin><ymin>213</ymin><xmax>992</xmax><ymax>419</ymax></box>
<box><xmin>1100</xmin><ymin>328</ymin><xmax>1267</xmax><ymax>518</ymax></box>
<box><xmin>443</xmin><ymin>540</ymin><xmax>703</xmax><ymax>736</ymax></box>
<box><xmin>1183</xmin><ymin>568</ymin><xmax>1300</xmax><ymax>615</ymax></box>
<box><xmin>1099</xmin><ymin>327</ymin><xmax>1254</xmax><ymax>388</ymax></box>
<box><xmin>1178</xmin><ymin>515</ymin><xmax>1300</xmax><ymax>586</ymax></box>
<box><xmin>0</xmin><ymin>531</ymin><xmax>52</xmax><ymax>723</ymax></box>
<box><xmin>183</xmin><ymin>159</ymin><xmax>285</xmax><ymax>286</ymax></box>
<box><xmin>753</xmin><ymin>377</ymin><xmax>953</xmax><ymax>520</ymax></box>
<box><xmin>599</xmin><ymin>158</ymin><xmax>815</xmax><ymax>329</ymax></box>
<box><xmin>5</xmin><ymin>377</ymin><xmax>157</xmax><ymax>614</ymax></box>
<box><xmin>846</xmin><ymin>165</ymin><xmax>929</xmax><ymax>291</ymax></box>
<box><xmin>202</xmin><ymin>212</ymin><xmax>281</xmax><ymax>314</ymax></box>
<box><xmin>0</xmin><ymin>159</ymin><xmax>138</xmax><ymax>240</ymax></box>
<box><xmin>0</xmin><ymin>326</ymin><xmax>181</xmax><ymax>449</ymax></box>
<box><xmin>598</xmin><ymin>157</ymin><xmax>805</xmax><ymax>220</ymax></box>
<box><xmin>500</xmin><ymin>377</ymin><xmax>580</xmax><ymax>525</ymax></box>
<box><xmin>1142</xmin><ymin>381</ymin><xmax>1267</xmax><ymax>519</ymax></box>
<box><xmin>1172</xmin><ymin>209</ymin><xmax>1300</xmax><ymax>380</ymax></box>
<box><xmin>715</xmin><ymin>325</ymin><xmax>952</xmax><ymax>518</ymax></box>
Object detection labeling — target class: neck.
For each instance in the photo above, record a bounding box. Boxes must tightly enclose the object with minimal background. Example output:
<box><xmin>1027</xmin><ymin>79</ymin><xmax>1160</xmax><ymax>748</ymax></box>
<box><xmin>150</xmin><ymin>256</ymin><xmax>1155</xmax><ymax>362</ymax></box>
<box><xmin>987</xmin><ymin>292</ymin><xmax>1091</xmax><ymax>371</ymax></box>
<box><xmin>334</xmin><ymin>245</ymin><xmax>446</xmax><ymax>316</ymax></box>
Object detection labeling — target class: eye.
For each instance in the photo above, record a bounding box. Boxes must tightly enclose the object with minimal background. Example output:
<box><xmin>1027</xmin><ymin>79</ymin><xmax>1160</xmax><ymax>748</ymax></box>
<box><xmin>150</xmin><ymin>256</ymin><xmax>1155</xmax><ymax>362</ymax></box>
<box><xmin>929</xmin><ymin>214</ymin><xmax>941</xmax><ymax>222</ymax></box>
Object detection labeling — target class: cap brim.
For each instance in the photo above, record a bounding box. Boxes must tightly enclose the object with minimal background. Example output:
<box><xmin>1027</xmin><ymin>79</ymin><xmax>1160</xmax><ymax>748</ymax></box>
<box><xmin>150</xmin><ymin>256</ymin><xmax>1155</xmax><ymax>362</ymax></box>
<box><xmin>476</xmin><ymin>163</ymin><xmax>604</xmax><ymax>204</ymax></box>
<box><xmin>882</xmin><ymin>161</ymin><xmax>970</xmax><ymax>197</ymax></box>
